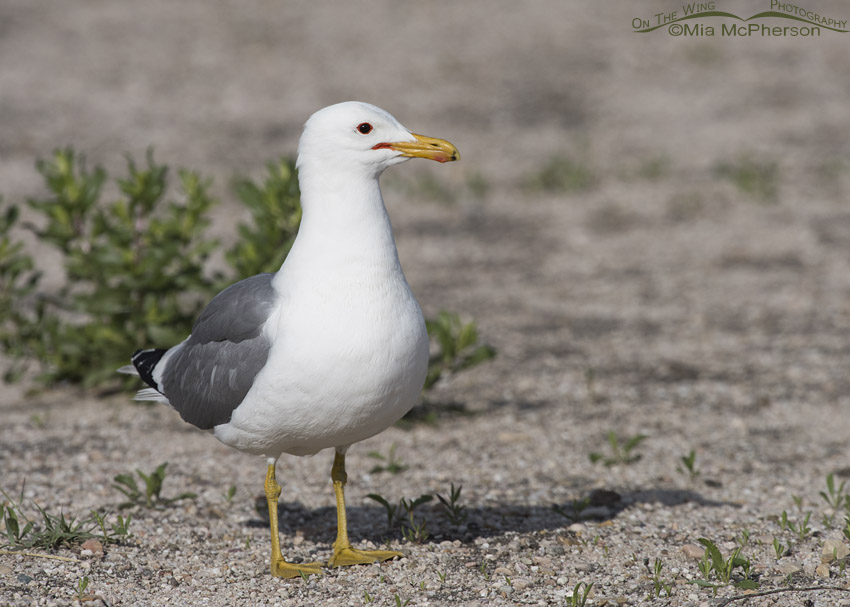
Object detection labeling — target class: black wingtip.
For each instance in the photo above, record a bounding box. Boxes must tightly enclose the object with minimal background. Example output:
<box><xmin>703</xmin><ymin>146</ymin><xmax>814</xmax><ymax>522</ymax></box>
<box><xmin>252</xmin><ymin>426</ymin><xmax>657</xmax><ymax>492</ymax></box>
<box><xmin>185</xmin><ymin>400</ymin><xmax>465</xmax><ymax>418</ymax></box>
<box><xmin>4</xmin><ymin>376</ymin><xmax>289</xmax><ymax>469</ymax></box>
<box><xmin>131</xmin><ymin>349</ymin><xmax>168</xmax><ymax>390</ymax></box>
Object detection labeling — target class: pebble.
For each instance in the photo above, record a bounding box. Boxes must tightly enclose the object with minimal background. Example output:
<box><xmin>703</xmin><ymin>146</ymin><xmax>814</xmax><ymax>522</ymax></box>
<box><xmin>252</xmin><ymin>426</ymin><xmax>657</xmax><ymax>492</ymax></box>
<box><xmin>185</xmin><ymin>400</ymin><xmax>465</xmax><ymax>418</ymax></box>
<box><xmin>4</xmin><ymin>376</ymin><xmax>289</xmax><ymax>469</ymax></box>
<box><xmin>682</xmin><ymin>544</ymin><xmax>704</xmax><ymax>559</ymax></box>
<box><xmin>822</xmin><ymin>539</ymin><xmax>850</xmax><ymax>562</ymax></box>
<box><xmin>777</xmin><ymin>562</ymin><xmax>801</xmax><ymax>575</ymax></box>
<box><xmin>81</xmin><ymin>538</ymin><xmax>104</xmax><ymax>555</ymax></box>
<box><xmin>816</xmin><ymin>563</ymin><xmax>831</xmax><ymax>578</ymax></box>
<box><xmin>0</xmin><ymin>565</ymin><xmax>11</xmax><ymax>575</ymax></box>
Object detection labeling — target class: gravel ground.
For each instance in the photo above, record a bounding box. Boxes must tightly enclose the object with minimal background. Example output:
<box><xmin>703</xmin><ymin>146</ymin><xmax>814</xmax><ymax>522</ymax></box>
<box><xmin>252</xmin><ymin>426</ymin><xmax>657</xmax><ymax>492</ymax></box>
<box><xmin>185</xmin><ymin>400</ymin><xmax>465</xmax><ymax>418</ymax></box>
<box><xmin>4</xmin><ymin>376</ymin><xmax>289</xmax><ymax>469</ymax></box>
<box><xmin>3</xmin><ymin>2</ymin><xmax>850</xmax><ymax>606</ymax></box>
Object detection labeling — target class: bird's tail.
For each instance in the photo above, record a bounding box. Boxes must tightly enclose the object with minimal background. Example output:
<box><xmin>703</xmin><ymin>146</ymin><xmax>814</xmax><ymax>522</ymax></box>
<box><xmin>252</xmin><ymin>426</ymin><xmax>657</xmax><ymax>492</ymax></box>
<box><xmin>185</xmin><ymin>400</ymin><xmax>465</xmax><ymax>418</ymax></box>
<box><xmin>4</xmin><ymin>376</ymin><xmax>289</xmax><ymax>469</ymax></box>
<box><xmin>119</xmin><ymin>349</ymin><xmax>171</xmax><ymax>404</ymax></box>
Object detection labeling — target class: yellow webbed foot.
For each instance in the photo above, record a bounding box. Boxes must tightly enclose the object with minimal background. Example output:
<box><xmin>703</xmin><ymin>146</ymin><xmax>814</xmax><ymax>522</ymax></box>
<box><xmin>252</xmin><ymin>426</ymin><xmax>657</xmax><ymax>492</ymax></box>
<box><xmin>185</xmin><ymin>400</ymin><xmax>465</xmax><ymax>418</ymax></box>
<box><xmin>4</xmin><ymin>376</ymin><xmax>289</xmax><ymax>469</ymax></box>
<box><xmin>328</xmin><ymin>546</ymin><xmax>403</xmax><ymax>567</ymax></box>
<box><xmin>271</xmin><ymin>559</ymin><xmax>323</xmax><ymax>578</ymax></box>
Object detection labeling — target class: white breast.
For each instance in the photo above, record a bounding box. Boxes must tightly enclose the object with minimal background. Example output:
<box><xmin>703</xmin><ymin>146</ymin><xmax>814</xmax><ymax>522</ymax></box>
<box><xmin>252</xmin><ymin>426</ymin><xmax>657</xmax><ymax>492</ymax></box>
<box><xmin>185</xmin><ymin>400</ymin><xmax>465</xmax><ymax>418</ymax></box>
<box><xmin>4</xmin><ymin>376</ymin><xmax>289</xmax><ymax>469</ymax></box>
<box><xmin>214</xmin><ymin>237</ymin><xmax>429</xmax><ymax>457</ymax></box>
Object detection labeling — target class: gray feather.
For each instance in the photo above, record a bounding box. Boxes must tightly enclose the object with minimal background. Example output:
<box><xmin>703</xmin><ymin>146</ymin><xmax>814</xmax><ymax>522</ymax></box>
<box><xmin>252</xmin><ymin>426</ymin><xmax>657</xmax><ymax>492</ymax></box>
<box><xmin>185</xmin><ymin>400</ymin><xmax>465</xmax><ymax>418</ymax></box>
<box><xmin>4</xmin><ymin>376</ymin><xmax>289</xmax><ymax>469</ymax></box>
<box><xmin>159</xmin><ymin>273</ymin><xmax>278</xmax><ymax>430</ymax></box>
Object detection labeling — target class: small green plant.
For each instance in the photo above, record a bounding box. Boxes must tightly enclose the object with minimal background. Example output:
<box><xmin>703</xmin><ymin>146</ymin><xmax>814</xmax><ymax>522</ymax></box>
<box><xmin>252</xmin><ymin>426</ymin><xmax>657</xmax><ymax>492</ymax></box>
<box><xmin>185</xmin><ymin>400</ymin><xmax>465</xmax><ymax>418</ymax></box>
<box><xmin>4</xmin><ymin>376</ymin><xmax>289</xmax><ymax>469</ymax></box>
<box><xmin>91</xmin><ymin>510</ymin><xmax>132</xmax><ymax>539</ymax></box>
<box><xmin>714</xmin><ymin>153</ymin><xmax>779</xmax><ymax>203</ymax></box>
<box><xmin>524</xmin><ymin>154</ymin><xmax>596</xmax><ymax>193</ymax></box>
<box><xmin>113</xmin><ymin>462</ymin><xmax>196</xmax><ymax>509</ymax></box>
<box><xmin>780</xmin><ymin>510</ymin><xmax>812</xmax><ymax>542</ymax></box>
<box><xmin>393</xmin><ymin>595</ymin><xmax>411</xmax><ymax>607</ymax></box>
<box><xmin>649</xmin><ymin>558</ymin><xmax>674</xmax><ymax>598</ymax></box>
<box><xmin>552</xmin><ymin>497</ymin><xmax>590</xmax><ymax>523</ymax></box>
<box><xmin>567</xmin><ymin>581</ymin><xmax>593</xmax><ymax>607</ymax></box>
<box><xmin>1</xmin><ymin>488</ymin><xmax>131</xmax><ymax>550</ymax></box>
<box><xmin>362</xmin><ymin>589</ymin><xmax>374</xmax><ymax>604</ymax></box>
<box><xmin>367</xmin><ymin>444</ymin><xmax>408</xmax><ymax>475</ymax></box>
<box><xmin>583</xmin><ymin>368</ymin><xmax>599</xmax><ymax>403</ymax></box>
<box><xmin>589</xmin><ymin>431</ymin><xmax>647</xmax><ymax>466</ymax></box>
<box><xmin>735</xmin><ymin>528</ymin><xmax>751</xmax><ymax>548</ymax></box>
<box><xmin>366</xmin><ymin>493</ymin><xmax>403</xmax><ymax>528</ymax></box>
<box><xmin>436</xmin><ymin>570</ymin><xmax>447</xmax><ymax>583</ymax></box>
<box><xmin>772</xmin><ymin>536</ymin><xmax>788</xmax><ymax>559</ymax></box>
<box><xmin>399</xmin><ymin>495</ymin><xmax>433</xmax><ymax>543</ymax></box>
<box><xmin>821</xmin><ymin>473</ymin><xmax>848</xmax><ymax>511</ymax></box>
<box><xmin>479</xmin><ymin>560</ymin><xmax>490</xmax><ymax>581</ymax></box>
<box><xmin>224</xmin><ymin>485</ymin><xmax>237</xmax><ymax>503</ymax></box>
<box><xmin>74</xmin><ymin>576</ymin><xmax>90</xmax><ymax>600</ymax></box>
<box><xmin>678</xmin><ymin>450</ymin><xmax>700</xmax><ymax>481</ymax></box>
<box><xmin>366</xmin><ymin>493</ymin><xmax>433</xmax><ymax>538</ymax></box>
<box><xmin>436</xmin><ymin>483</ymin><xmax>467</xmax><ymax>525</ymax></box>
<box><xmin>424</xmin><ymin>311</ymin><xmax>496</xmax><ymax>390</ymax></box>
<box><xmin>690</xmin><ymin>537</ymin><xmax>758</xmax><ymax>594</ymax></box>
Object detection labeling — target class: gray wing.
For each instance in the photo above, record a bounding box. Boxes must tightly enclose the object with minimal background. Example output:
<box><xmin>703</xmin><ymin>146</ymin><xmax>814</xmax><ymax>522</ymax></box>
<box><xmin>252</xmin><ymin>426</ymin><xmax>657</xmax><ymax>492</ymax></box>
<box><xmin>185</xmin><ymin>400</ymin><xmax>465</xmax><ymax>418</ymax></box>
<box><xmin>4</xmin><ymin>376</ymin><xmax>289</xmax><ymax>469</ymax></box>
<box><xmin>159</xmin><ymin>273</ymin><xmax>278</xmax><ymax>430</ymax></box>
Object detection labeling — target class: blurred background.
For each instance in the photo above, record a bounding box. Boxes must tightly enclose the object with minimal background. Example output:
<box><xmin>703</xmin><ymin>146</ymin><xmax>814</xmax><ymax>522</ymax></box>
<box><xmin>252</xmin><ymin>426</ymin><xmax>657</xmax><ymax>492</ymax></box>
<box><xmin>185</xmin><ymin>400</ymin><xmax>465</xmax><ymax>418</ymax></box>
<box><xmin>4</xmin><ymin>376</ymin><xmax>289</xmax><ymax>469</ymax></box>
<box><xmin>3</xmin><ymin>0</ymin><xmax>850</xmax><ymax>448</ymax></box>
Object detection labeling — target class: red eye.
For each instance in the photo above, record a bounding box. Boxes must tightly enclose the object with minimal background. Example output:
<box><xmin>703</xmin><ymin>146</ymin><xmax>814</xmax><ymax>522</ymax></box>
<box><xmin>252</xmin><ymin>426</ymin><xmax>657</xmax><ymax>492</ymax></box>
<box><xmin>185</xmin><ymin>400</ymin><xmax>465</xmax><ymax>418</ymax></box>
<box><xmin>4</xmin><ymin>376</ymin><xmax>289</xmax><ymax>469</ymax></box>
<box><xmin>357</xmin><ymin>122</ymin><xmax>373</xmax><ymax>134</ymax></box>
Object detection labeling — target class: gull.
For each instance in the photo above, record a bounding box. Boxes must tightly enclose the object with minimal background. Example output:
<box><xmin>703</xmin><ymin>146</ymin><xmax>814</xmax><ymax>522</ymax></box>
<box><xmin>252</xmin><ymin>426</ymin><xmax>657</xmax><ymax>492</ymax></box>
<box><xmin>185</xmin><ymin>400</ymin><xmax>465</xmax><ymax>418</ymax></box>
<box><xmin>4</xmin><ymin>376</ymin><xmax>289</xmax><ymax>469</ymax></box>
<box><xmin>124</xmin><ymin>102</ymin><xmax>459</xmax><ymax>577</ymax></box>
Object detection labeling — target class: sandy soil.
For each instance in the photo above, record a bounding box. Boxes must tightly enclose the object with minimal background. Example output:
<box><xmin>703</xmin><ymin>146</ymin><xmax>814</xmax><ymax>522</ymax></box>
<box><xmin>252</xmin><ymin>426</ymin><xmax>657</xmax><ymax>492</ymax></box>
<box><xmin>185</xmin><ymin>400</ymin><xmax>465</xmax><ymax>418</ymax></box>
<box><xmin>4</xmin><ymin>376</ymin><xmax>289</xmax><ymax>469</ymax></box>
<box><xmin>3</xmin><ymin>2</ymin><xmax>850</xmax><ymax>606</ymax></box>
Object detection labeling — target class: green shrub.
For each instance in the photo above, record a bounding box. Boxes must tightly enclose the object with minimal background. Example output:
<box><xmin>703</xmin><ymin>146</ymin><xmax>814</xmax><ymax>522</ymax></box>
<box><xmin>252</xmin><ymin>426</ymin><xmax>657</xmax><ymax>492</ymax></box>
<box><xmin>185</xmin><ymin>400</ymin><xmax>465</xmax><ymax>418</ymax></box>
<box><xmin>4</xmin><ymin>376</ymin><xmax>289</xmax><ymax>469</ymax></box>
<box><xmin>2</xmin><ymin>149</ymin><xmax>220</xmax><ymax>386</ymax></box>
<box><xmin>227</xmin><ymin>159</ymin><xmax>301</xmax><ymax>278</ymax></box>
<box><xmin>0</xmin><ymin>148</ymin><xmax>494</xmax><ymax>391</ymax></box>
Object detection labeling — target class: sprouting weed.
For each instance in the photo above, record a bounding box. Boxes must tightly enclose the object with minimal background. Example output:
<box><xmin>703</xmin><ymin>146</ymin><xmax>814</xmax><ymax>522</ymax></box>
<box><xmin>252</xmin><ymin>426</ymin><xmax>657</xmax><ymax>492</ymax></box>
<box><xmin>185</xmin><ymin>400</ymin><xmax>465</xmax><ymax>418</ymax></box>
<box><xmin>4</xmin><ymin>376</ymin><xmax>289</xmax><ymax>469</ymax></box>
<box><xmin>648</xmin><ymin>558</ymin><xmax>673</xmax><ymax>598</ymax></box>
<box><xmin>780</xmin><ymin>511</ymin><xmax>813</xmax><ymax>542</ymax></box>
<box><xmin>678</xmin><ymin>450</ymin><xmax>699</xmax><ymax>481</ymax></box>
<box><xmin>567</xmin><ymin>581</ymin><xmax>593</xmax><ymax>607</ymax></box>
<box><xmin>820</xmin><ymin>473</ymin><xmax>848</xmax><ymax>511</ymax></box>
<box><xmin>589</xmin><ymin>431</ymin><xmax>647</xmax><ymax>466</ymax></box>
<box><xmin>112</xmin><ymin>462</ymin><xmax>196</xmax><ymax>509</ymax></box>
<box><xmin>735</xmin><ymin>529</ymin><xmax>751</xmax><ymax>548</ymax></box>
<box><xmin>224</xmin><ymin>485</ymin><xmax>237</xmax><ymax>503</ymax></box>
<box><xmin>366</xmin><ymin>493</ymin><xmax>432</xmax><ymax>542</ymax></box>
<box><xmin>552</xmin><ymin>497</ymin><xmax>590</xmax><ymax>523</ymax></box>
<box><xmin>1</xmin><ymin>486</ymin><xmax>131</xmax><ymax>550</ymax></box>
<box><xmin>74</xmin><ymin>576</ymin><xmax>90</xmax><ymax>600</ymax></box>
<box><xmin>436</xmin><ymin>483</ymin><xmax>467</xmax><ymax>525</ymax></box>
<box><xmin>393</xmin><ymin>595</ymin><xmax>411</xmax><ymax>607</ymax></box>
<box><xmin>772</xmin><ymin>537</ymin><xmax>788</xmax><ymax>559</ymax></box>
<box><xmin>367</xmin><ymin>444</ymin><xmax>408</xmax><ymax>475</ymax></box>
<box><xmin>689</xmin><ymin>537</ymin><xmax>758</xmax><ymax>594</ymax></box>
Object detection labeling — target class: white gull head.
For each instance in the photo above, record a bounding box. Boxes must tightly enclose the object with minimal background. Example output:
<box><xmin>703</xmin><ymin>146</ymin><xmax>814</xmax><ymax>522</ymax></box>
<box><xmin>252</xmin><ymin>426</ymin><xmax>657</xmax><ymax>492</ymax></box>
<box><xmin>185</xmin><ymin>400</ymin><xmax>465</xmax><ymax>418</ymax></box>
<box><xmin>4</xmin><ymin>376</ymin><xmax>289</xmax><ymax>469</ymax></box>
<box><xmin>296</xmin><ymin>101</ymin><xmax>459</xmax><ymax>180</ymax></box>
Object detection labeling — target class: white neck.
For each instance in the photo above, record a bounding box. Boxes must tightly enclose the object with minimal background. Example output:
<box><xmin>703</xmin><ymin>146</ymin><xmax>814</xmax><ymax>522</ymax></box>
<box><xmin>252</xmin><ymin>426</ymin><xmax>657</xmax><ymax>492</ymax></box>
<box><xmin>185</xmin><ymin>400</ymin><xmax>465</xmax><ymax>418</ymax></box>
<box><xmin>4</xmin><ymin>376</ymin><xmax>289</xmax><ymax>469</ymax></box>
<box><xmin>273</xmin><ymin>164</ymin><xmax>403</xmax><ymax>287</ymax></box>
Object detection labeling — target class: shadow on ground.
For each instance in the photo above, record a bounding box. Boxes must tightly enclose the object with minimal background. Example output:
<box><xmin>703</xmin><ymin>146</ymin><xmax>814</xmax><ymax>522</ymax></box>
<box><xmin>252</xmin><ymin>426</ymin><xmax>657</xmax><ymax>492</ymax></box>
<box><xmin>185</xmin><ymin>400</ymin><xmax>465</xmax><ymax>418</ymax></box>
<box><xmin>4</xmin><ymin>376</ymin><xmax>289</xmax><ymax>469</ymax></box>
<box><xmin>243</xmin><ymin>486</ymin><xmax>736</xmax><ymax>547</ymax></box>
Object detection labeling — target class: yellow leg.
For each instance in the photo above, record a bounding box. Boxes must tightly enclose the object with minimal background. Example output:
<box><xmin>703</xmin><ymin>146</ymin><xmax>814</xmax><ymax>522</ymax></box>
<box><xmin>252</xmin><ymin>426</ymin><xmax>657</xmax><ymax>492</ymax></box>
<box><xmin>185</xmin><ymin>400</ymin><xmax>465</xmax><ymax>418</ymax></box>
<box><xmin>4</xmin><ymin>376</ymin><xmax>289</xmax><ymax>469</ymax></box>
<box><xmin>328</xmin><ymin>450</ymin><xmax>403</xmax><ymax>567</ymax></box>
<box><xmin>264</xmin><ymin>461</ymin><xmax>321</xmax><ymax>578</ymax></box>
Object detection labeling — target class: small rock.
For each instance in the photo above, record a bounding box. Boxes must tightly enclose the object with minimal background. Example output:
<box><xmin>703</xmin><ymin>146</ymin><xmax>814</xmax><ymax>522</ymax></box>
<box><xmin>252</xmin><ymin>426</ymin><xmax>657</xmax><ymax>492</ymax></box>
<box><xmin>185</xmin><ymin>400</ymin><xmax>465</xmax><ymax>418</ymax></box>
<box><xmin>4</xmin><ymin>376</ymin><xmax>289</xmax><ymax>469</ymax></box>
<box><xmin>778</xmin><ymin>562</ymin><xmax>801</xmax><ymax>575</ymax></box>
<box><xmin>80</xmin><ymin>539</ymin><xmax>103</xmax><ymax>555</ymax></box>
<box><xmin>822</xmin><ymin>540</ymin><xmax>850</xmax><ymax>562</ymax></box>
<box><xmin>17</xmin><ymin>574</ymin><xmax>33</xmax><ymax>584</ymax></box>
<box><xmin>568</xmin><ymin>523</ymin><xmax>586</xmax><ymax>534</ymax></box>
<box><xmin>532</xmin><ymin>556</ymin><xmax>553</xmax><ymax>569</ymax></box>
<box><xmin>816</xmin><ymin>563</ymin><xmax>831</xmax><ymax>578</ymax></box>
<box><xmin>80</xmin><ymin>550</ymin><xmax>93</xmax><ymax>557</ymax></box>
<box><xmin>513</xmin><ymin>579</ymin><xmax>529</xmax><ymax>591</ymax></box>
<box><xmin>493</xmin><ymin>567</ymin><xmax>512</xmax><ymax>576</ymax></box>
<box><xmin>682</xmin><ymin>544</ymin><xmax>704</xmax><ymax>559</ymax></box>
<box><xmin>0</xmin><ymin>565</ymin><xmax>11</xmax><ymax>575</ymax></box>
